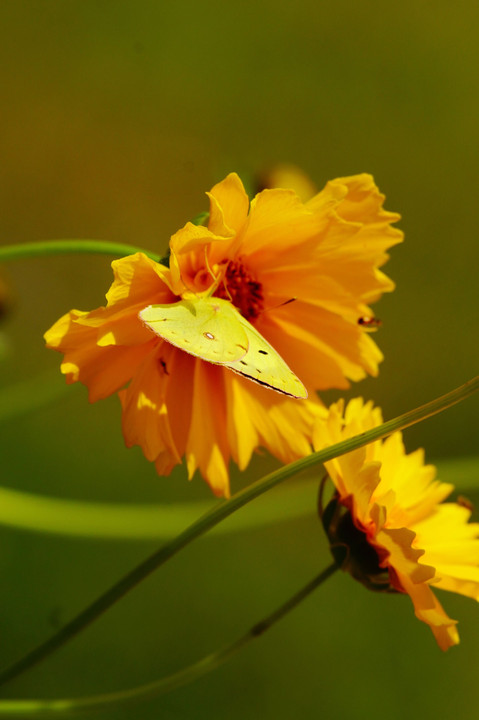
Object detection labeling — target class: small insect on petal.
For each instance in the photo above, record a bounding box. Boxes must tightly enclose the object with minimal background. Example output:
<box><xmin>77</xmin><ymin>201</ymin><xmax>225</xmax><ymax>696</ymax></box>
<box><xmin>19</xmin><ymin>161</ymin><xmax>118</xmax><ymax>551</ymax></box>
<box><xmin>358</xmin><ymin>316</ymin><xmax>382</xmax><ymax>332</ymax></box>
<box><xmin>457</xmin><ymin>496</ymin><xmax>474</xmax><ymax>512</ymax></box>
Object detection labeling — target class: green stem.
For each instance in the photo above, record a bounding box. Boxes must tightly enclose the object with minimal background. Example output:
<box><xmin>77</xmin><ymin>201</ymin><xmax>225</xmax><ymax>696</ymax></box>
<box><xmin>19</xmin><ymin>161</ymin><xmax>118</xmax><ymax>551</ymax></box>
<box><xmin>0</xmin><ymin>564</ymin><xmax>338</xmax><ymax>716</ymax></box>
<box><xmin>0</xmin><ymin>375</ymin><xmax>477</xmax><ymax>688</ymax></box>
<box><xmin>0</xmin><ymin>240</ymin><xmax>161</xmax><ymax>263</ymax></box>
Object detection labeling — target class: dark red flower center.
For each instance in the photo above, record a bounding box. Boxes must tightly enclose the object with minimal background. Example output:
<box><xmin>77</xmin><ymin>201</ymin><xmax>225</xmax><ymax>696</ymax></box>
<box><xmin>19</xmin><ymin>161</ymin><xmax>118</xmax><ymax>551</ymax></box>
<box><xmin>215</xmin><ymin>260</ymin><xmax>264</xmax><ymax>321</ymax></box>
<box><xmin>320</xmin><ymin>490</ymin><xmax>396</xmax><ymax>594</ymax></box>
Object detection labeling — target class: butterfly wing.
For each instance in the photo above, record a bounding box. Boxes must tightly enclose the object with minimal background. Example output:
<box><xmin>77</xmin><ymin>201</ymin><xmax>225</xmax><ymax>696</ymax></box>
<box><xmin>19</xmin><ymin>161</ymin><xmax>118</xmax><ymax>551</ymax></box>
<box><xmin>224</xmin><ymin>311</ymin><xmax>308</xmax><ymax>399</ymax></box>
<box><xmin>140</xmin><ymin>297</ymin><xmax>307</xmax><ymax>399</ymax></box>
<box><xmin>139</xmin><ymin>297</ymin><xmax>249</xmax><ymax>363</ymax></box>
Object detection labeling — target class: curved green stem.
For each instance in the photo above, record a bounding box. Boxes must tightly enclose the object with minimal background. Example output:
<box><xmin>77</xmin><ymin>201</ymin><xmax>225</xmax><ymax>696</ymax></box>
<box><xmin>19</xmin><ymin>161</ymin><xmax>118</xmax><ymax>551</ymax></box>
<box><xmin>0</xmin><ymin>375</ymin><xmax>477</xmax><ymax>688</ymax></box>
<box><xmin>0</xmin><ymin>240</ymin><xmax>161</xmax><ymax>263</ymax></box>
<box><xmin>0</xmin><ymin>564</ymin><xmax>338</xmax><ymax>716</ymax></box>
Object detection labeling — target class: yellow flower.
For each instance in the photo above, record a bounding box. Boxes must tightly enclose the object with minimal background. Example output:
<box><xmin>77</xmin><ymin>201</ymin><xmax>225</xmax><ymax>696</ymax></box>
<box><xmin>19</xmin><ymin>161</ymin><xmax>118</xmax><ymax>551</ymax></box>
<box><xmin>256</xmin><ymin>163</ymin><xmax>318</xmax><ymax>202</ymax></box>
<box><xmin>314</xmin><ymin>398</ymin><xmax>479</xmax><ymax>650</ymax></box>
<box><xmin>45</xmin><ymin>172</ymin><xmax>402</xmax><ymax>497</ymax></box>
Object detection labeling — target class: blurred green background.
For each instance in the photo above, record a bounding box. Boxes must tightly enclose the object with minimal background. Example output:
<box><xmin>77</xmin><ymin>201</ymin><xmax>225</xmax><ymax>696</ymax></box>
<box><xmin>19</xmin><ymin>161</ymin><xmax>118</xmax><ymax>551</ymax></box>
<box><xmin>1</xmin><ymin>1</ymin><xmax>478</xmax><ymax>718</ymax></box>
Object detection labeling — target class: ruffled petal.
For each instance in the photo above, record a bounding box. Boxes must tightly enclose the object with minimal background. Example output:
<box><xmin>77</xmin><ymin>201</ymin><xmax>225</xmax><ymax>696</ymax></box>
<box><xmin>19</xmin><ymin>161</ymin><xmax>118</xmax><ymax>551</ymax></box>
<box><xmin>259</xmin><ymin>306</ymin><xmax>382</xmax><ymax>390</ymax></box>
<box><xmin>45</xmin><ymin>309</ymin><xmax>156</xmax><ymax>401</ymax></box>
<box><xmin>106</xmin><ymin>253</ymin><xmax>174</xmax><ymax>308</ymax></box>
<box><xmin>397</xmin><ymin>571</ymin><xmax>460</xmax><ymax>651</ymax></box>
<box><xmin>329</xmin><ymin>174</ymin><xmax>401</xmax><ymax>228</ymax></box>
<box><xmin>244</xmin><ymin>189</ymin><xmax>321</xmax><ymax>259</ymax></box>
<box><xmin>207</xmin><ymin>172</ymin><xmax>250</xmax><ymax>236</ymax></box>
<box><xmin>168</xmin><ymin>223</ymin><xmax>230</xmax><ymax>293</ymax></box>
<box><xmin>377</xmin><ymin>527</ymin><xmax>435</xmax><ymax>585</ymax></box>
<box><xmin>185</xmin><ymin>360</ymin><xmax>230</xmax><ymax>497</ymax></box>
<box><xmin>119</xmin><ymin>342</ymin><xmax>182</xmax><ymax>465</ymax></box>
<box><xmin>224</xmin><ymin>372</ymin><xmax>322</xmax><ymax>470</ymax></box>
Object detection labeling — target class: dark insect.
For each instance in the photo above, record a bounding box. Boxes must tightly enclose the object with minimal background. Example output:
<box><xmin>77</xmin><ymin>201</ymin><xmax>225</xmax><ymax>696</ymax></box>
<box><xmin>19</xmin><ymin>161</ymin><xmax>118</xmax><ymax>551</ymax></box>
<box><xmin>357</xmin><ymin>316</ymin><xmax>381</xmax><ymax>330</ymax></box>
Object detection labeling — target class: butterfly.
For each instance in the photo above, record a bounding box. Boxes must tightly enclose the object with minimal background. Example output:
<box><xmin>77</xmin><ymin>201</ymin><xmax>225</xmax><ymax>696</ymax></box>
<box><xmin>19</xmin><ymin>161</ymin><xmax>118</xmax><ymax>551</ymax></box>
<box><xmin>139</xmin><ymin>296</ymin><xmax>307</xmax><ymax>399</ymax></box>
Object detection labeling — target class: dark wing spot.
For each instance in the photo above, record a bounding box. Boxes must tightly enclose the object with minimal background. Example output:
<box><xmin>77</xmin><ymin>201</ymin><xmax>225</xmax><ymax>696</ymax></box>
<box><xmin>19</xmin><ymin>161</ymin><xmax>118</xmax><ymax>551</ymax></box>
<box><xmin>240</xmin><ymin>360</ymin><xmax>248</xmax><ymax>366</ymax></box>
<box><xmin>258</xmin><ymin>349</ymin><xmax>268</xmax><ymax>355</ymax></box>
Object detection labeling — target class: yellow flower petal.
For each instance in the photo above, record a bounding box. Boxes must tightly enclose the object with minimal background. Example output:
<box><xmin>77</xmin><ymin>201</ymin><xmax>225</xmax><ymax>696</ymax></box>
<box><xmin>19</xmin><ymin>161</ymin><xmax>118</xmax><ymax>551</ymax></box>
<box><xmin>397</xmin><ymin>571</ymin><xmax>460</xmax><ymax>651</ymax></box>
<box><xmin>185</xmin><ymin>360</ymin><xmax>230</xmax><ymax>497</ymax></box>
<box><xmin>207</xmin><ymin>172</ymin><xmax>250</xmax><ymax>236</ymax></box>
<box><xmin>315</xmin><ymin>398</ymin><xmax>479</xmax><ymax>649</ymax></box>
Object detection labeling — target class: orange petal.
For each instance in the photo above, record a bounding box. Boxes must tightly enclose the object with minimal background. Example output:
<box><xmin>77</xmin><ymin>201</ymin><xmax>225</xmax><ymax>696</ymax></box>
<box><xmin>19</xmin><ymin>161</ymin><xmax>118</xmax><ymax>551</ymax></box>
<box><xmin>207</xmin><ymin>172</ymin><xmax>250</xmax><ymax>236</ymax></box>
<box><xmin>45</xmin><ymin>309</ymin><xmax>155</xmax><ymax>401</ymax></box>
<box><xmin>185</xmin><ymin>360</ymin><xmax>231</xmax><ymax>497</ymax></box>
<box><xmin>224</xmin><ymin>372</ymin><xmax>321</xmax><ymax>470</ymax></box>
<box><xmin>258</xmin><ymin>307</ymin><xmax>382</xmax><ymax>390</ymax></box>
<box><xmin>245</xmin><ymin>189</ymin><xmax>320</xmax><ymax>258</ymax></box>
<box><xmin>119</xmin><ymin>342</ymin><xmax>183</xmax><ymax>466</ymax></box>
<box><xmin>106</xmin><ymin>253</ymin><xmax>174</xmax><ymax>308</ymax></box>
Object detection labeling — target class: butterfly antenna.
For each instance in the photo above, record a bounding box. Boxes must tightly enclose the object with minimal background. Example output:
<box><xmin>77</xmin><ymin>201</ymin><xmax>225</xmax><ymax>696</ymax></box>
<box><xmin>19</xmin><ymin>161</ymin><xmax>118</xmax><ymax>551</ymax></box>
<box><xmin>221</xmin><ymin>281</ymin><xmax>233</xmax><ymax>302</ymax></box>
<box><xmin>262</xmin><ymin>297</ymin><xmax>297</xmax><ymax>314</ymax></box>
<box><xmin>203</xmin><ymin>248</ymin><xmax>231</xmax><ymax>299</ymax></box>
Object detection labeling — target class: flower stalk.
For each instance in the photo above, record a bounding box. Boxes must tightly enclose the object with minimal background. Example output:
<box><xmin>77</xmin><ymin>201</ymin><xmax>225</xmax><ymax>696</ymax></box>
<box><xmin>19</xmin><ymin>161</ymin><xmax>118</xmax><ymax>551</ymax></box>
<box><xmin>0</xmin><ymin>565</ymin><xmax>338</xmax><ymax>716</ymax></box>
<box><xmin>0</xmin><ymin>375</ymin><xmax>476</xmax><ymax>688</ymax></box>
<box><xmin>0</xmin><ymin>240</ymin><xmax>160</xmax><ymax>263</ymax></box>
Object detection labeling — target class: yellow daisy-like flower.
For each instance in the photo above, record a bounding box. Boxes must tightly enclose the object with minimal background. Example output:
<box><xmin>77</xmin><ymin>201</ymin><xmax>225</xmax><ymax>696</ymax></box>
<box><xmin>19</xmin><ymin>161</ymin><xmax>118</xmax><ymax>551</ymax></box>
<box><xmin>314</xmin><ymin>398</ymin><xmax>479</xmax><ymax>650</ymax></box>
<box><xmin>256</xmin><ymin>163</ymin><xmax>318</xmax><ymax>202</ymax></box>
<box><xmin>45</xmin><ymin>172</ymin><xmax>402</xmax><ymax>497</ymax></box>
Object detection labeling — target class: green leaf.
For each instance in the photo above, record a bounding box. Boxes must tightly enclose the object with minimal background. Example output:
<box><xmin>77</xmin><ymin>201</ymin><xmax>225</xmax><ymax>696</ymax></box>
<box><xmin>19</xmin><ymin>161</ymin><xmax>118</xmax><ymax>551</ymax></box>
<box><xmin>191</xmin><ymin>210</ymin><xmax>209</xmax><ymax>226</ymax></box>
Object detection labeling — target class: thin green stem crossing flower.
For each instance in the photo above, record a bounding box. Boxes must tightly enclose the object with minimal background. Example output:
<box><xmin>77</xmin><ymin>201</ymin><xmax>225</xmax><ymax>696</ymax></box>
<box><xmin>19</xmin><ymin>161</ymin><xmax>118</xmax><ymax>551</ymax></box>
<box><xmin>0</xmin><ymin>375</ymin><xmax>476</xmax><ymax>688</ymax></box>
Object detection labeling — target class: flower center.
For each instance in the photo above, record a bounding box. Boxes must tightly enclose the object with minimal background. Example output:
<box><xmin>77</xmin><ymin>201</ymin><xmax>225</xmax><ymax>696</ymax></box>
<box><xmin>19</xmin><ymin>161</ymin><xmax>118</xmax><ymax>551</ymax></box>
<box><xmin>214</xmin><ymin>260</ymin><xmax>264</xmax><ymax>321</ymax></box>
<box><xmin>321</xmin><ymin>493</ymin><xmax>396</xmax><ymax>594</ymax></box>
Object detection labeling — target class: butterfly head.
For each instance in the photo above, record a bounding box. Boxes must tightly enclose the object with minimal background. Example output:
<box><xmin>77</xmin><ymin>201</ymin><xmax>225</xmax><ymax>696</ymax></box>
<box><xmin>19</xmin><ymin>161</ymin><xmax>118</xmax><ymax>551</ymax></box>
<box><xmin>181</xmin><ymin>254</ymin><xmax>264</xmax><ymax>325</ymax></box>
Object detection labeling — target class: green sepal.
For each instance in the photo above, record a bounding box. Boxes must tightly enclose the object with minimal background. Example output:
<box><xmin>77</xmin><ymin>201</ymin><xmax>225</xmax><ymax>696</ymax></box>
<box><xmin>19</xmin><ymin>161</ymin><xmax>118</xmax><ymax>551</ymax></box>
<box><xmin>191</xmin><ymin>211</ymin><xmax>209</xmax><ymax>226</ymax></box>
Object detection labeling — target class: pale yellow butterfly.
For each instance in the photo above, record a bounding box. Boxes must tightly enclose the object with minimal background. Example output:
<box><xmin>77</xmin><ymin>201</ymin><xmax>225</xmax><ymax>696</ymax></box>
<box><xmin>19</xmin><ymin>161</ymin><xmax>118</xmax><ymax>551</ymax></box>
<box><xmin>139</xmin><ymin>295</ymin><xmax>307</xmax><ymax>399</ymax></box>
